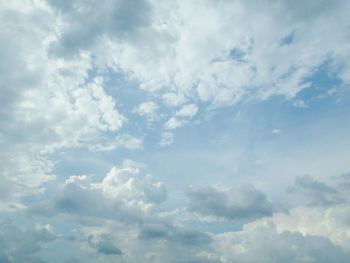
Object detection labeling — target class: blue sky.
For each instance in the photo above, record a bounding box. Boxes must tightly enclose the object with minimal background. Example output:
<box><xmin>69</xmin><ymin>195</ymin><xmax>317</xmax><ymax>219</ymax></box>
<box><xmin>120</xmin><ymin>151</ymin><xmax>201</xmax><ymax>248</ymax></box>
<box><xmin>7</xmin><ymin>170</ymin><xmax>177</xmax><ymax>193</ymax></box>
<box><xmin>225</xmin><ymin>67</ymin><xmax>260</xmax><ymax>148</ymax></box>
<box><xmin>1</xmin><ymin>0</ymin><xmax>350</xmax><ymax>262</ymax></box>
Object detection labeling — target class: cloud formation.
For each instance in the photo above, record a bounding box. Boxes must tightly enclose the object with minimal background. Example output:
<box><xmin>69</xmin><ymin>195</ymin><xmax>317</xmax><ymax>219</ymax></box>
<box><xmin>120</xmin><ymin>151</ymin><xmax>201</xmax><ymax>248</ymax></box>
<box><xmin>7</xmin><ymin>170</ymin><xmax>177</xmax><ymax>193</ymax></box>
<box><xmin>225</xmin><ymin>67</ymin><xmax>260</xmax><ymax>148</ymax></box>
<box><xmin>1</xmin><ymin>0</ymin><xmax>350</xmax><ymax>262</ymax></box>
<box><xmin>187</xmin><ymin>185</ymin><xmax>273</xmax><ymax>221</ymax></box>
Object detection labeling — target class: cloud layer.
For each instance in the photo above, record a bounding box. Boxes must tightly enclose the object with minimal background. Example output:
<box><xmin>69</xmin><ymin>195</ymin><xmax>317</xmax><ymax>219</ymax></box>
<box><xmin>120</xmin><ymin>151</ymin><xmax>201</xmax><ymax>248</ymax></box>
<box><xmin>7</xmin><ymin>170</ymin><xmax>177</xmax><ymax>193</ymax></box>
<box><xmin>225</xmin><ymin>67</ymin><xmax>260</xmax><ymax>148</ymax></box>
<box><xmin>1</xmin><ymin>0</ymin><xmax>350</xmax><ymax>262</ymax></box>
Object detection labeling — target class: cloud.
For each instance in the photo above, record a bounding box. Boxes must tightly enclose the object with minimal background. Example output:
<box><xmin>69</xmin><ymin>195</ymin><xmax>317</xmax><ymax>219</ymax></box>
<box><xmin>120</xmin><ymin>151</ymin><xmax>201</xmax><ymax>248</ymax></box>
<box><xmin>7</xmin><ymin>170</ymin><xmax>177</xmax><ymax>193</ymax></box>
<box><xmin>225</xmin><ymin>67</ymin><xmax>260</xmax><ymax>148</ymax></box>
<box><xmin>164</xmin><ymin>104</ymin><xmax>198</xmax><ymax>130</ymax></box>
<box><xmin>162</xmin><ymin>92</ymin><xmax>186</xmax><ymax>107</ymax></box>
<box><xmin>31</xmin><ymin>160</ymin><xmax>167</xmax><ymax>223</ymax></box>
<box><xmin>160</xmin><ymin>132</ymin><xmax>174</xmax><ymax>146</ymax></box>
<box><xmin>164</xmin><ymin>116</ymin><xmax>185</xmax><ymax>130</ymax></box>
<box><xmin>47</xmin><ymin>0</ymin><xmax>153</xmax><ymax>57</ymax></box>
<box><xmin>1</xmin><ymin>1</ymin><xmax>350</xmax><ymax>262</ymax></box>
<box><xmin>134</xmin><ymin>101</ymin><xmax>158</xmax><ymax>121</ymax></box>
<box><xmin>2</xmin><ymin>0</ymin><xmax>350</xmax><ymax>210</ymax></box>
<box><xmin>23</xmin><ymin>172</ymin><xmax>350</xmax><ymax>262</ymax></box>
<box><xmin>214</xmin><ymin>220</ymin><xmax>350</xmax><ymax>263</ymax></box>
<box><xmin>57</xmin><ymin>0</ymin><xmax>350</xmax><ymax>108</ymax></box>
<box><xmin>87</xmin><ymin>233</ymin><xmax>122</xmax><ymax>255</ymax></box>
<box><xmin>287</xmin><ymin>175</ymin><xmax>345</xmax><ymax>206</ymax></box>
<box><xmin>271</xmin><ymin>174</ymin><xmax>350</xmax><ymax>251</ymax></box>
<box><xmin>175</xmin><ymin>104</ymin><xmax>198</xmax><ymax>118</ymax></box>
<box><xmin>0</xmin><ymin>221</ymin><xmax>57</xmax><ymax>263</ymax></box>
<box><xmin>0</xmin><ymin>1</ymin><xmax>126</xmax><ymax>207</ymax></box>
<box><xmin>89</xmin><ymin>134</ymin><xmax>143</xmax><ymax>152</ymax></box>
<box><xmin>293</xmin><ymin>99</ymin><xmax>308</xmax><ymax>108</ymax></box>
<box><xmin>139</xmin><ymin>223</ymin><xmax>212</xmax><ymax>246</ymax></box>
<box><xmin>187</xmin><ymin>185</ymin><xmax>273</xmax><ymax>221</ymax></box>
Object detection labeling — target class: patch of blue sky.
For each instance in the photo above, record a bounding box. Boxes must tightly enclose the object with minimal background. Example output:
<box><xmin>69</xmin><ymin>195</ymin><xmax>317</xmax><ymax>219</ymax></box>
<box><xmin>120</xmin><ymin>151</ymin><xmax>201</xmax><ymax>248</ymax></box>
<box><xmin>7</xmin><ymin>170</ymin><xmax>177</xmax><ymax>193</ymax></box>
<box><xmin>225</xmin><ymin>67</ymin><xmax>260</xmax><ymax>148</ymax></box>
<box><xmin>295</xmin><ymin>59</ymin><xmax>345</xmax><ymax>104</ymax></box>
<box><xmin>229</xmin><ymin>48</ymin><xmax>246</xmax><ymax>62</ymax></box>
<box><xmin>279</xmin><ymin>31</ymin><xmax>295</xmax><ymax>46</ymax></box>
<box><xmin>138</xmin><ymin>78</ymin><xmax>350</xmax><ymax>205</ymax></box>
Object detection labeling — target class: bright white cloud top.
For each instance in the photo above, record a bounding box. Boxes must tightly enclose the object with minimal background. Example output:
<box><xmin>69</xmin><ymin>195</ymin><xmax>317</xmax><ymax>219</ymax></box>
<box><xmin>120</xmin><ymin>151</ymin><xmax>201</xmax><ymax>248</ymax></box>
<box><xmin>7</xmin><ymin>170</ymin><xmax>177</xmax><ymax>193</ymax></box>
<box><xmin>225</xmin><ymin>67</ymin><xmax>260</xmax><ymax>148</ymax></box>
<box><xmin>1</xmin><ymin>0</ymin><xmax>350</xmax><ymax>262</ymax></box>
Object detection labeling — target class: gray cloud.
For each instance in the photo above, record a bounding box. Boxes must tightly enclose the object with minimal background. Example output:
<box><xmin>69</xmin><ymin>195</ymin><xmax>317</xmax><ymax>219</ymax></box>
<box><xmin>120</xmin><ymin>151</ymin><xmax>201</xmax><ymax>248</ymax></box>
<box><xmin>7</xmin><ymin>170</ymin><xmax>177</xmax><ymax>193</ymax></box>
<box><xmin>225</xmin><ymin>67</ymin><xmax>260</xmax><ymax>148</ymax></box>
<box><xmin>187</xmin><ymin>185</ymin><xmax>273</xmax><ymax>221</ymax></box>
<box><xmin>47</xmin><ymin>0</ymin><xmax>152</xmax><ymax>57</ymax></box>
<box><xmin>0</xmin><ymin>221</ymin><xmax>56</xmax><ymax>263</ymax></box>
<box><xmin>87</xmin><ymin>233</ymin><xmax>122</xmax><ymax>255</ymax></box>
<box><xmin>139</xmin><ymin>223</ymin><xmax>212</xmax><ymax>246</ymax></box>
<box><xmin>288</xmin><ymin>175</ymin><xmax>345</xmax><ymax>206</ymax></box>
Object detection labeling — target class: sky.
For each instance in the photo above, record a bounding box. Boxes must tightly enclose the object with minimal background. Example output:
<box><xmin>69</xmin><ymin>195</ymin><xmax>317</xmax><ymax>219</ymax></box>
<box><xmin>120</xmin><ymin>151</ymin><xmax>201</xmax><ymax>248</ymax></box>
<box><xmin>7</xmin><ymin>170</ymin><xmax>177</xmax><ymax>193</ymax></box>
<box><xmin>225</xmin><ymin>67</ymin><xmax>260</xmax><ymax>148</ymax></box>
<box><xmin>1</xmin><ymin>0</ymin><xmax>350</xmax><ymax>262</ymax></box>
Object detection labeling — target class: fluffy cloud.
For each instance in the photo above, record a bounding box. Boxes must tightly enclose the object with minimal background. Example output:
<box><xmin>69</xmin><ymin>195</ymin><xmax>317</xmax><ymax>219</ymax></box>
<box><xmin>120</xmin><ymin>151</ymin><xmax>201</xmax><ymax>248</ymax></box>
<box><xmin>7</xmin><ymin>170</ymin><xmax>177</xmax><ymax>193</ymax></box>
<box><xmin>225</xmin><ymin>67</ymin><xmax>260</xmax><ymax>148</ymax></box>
<box><xmin>134</xmin><ymin>101</ymin><xmax>158</xmax><ymax>121</ymax></box>
<box><xmin>2</xmin><ymin>0</ymin><xmax>350</xmax><ymax>207</ymax></box>
<box><xmin>48</xmin><ymin>0</ymin><xmax>350</xmax><ymax>108</ymax></box>
<box><xmin>175</xmin><ymin>104</ymin><xmax>198</xmax><ymax>118</ymax></box>
<box><xmin>162</xmin><ymin>92</ymin><xmax>186</xmax><ymax>107</ymax></box>
<box><xmin>164</xmin><ymin>117</ymin><xmax>184</xmax><ymax>130</ymax></box>
<box><xmin>164</xmin><ymin>104</ymin><xmax>198</xmax><ymax>130</ymax></box>
<box><xmin>0</xmin><ymin>1</ymin><xmax>127</xmax><ymax>208</ymax></box>
<box><xmin>31</xmin><ymin>160</ymin><xmax>167</xmax><ymax>222</ymax></box>
<box><xmin>207</xmin><ymin>175</ymin><xmax>350</xmax><ymax>262</ymax></box>
<box><xmin>214</xmin><ymin>220</ymin><xmax>350</xmax><ymax>263</ymax></box>
<box><xmin>15</xmin><ymin>172</ymin><xmax>350</xmax><ymax>262</ymax></box>
<box><xmin>187</xmin><ymin>185</ymin><xmax>273</xmax><ymax>221</ymax></box>
<box><xmin>1</xmin><ymin>1</ymin><xmax>350</xmax><ymax>262</ymax></box>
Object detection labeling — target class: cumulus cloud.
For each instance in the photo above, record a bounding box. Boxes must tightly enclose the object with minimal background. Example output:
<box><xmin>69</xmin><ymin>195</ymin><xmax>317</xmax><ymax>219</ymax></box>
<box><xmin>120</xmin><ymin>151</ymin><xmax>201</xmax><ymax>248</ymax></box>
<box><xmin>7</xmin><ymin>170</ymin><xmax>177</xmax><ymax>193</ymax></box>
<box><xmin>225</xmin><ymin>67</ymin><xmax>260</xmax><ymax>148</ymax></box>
<box><xmin>20</xmin><ymin>172</ymin><xmax>350</xmax><ymax>262</ymax></box>
<box><xmin>2</xmin><ymin>0</ymin><xmax>350</xmax><ymax>209</ymax></box>
<box><xmin>47</xmin><ymin>0</ymin><xmax>350</xmax><ymax>108</ymax></box>
<box><xmin>214</xmin><ymin>221</ymin><xmax>350</xmax><ymax>263</ymax></box>
<box><xmin>187</xmin><ymin>185</ymin><xmax>273</xmax><ymax>221</ymax></box>
<box><xmin>0</xmin><ymin>0</ymin><xmax>126</xmax><ymax>207</ymax></box>
<box><xmin>31</xmin><ymin>160</ymin><xmax>167</xmax><ymax>222</ymax></box>
<box><xmin>1</xmin><ymin>0</ymin><xmax>350</xmax><ymax>262</ymax></box>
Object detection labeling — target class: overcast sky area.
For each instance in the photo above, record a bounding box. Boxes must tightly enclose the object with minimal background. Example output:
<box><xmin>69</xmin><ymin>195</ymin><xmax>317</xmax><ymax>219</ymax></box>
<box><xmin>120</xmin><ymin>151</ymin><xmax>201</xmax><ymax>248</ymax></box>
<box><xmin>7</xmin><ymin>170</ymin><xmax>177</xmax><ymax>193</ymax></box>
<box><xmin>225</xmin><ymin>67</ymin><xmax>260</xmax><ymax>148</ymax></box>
<box><xmin>1</xmin><ymin>0</ymin><xmax>350</xmax><ymax>262</ymax></box>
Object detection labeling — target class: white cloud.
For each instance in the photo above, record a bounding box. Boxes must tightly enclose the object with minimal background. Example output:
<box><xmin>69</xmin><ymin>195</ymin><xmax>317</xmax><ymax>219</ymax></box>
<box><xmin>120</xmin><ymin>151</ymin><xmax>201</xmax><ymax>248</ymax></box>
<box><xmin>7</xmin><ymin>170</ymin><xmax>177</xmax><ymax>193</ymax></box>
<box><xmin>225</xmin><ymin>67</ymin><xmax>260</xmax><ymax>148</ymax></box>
<box><xmin>164</xmin><ymin>116</ymin><xmax>184</xmax><ymax>130</ymax></box>
<box><xmin>164</xmin><ymin>104</ymin><xmax>198</xmax><ymax>130</ymax></box>
<box><xmin>0</xmin><ymin>2</ymin><xmax>127</xmax><ymax>207</ymax></box>
<box><xmin>134</xmin><ymin>101</ymin><xmax>158</xmax><ymax>121</ymax></box>
<box><xmin>64</xmin><ymin>0</ymin><xmax>350</xmax><ymax>110</ymax></box>
<box><xmin>294</xmin><ymin>99</ymin><xmax>308</xmax><ymax>108</ymax></box>
<box><xmin>272</xmin><ymin>129</ymin><xmax>281</xmax><ymax>134</ymax></box>
<box><xmin>1</xmin><ymin>1</ymin><xmax>350</xmax><ymax>262</ymax></box>
<box><xmin>214</xmin><ymin>220</ymin><xmax>349</xmax><ymax>263</ymax></box>
<box><xmin>175</xmin><ymin>104</ymin><xmax>198</xmax><ymax>118</ymax></box>
<box><xmin>31</xmin><ymin>160</ymin><xmax>167</xmax><ymax>222</ymax></box>
<box><xmin>89</xmin><ymin>135</ymin><xmax>143</xmax><ymax>152</ymax></box>
<box><xmin>160</xmin><ymin>132</ymin><xmax>174</xmax><ymax>146</ymax></box>
<box><xmin>162</xmin><ymin>92</ymin><xmax>186</xmax><ymax>107</ymax></box>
